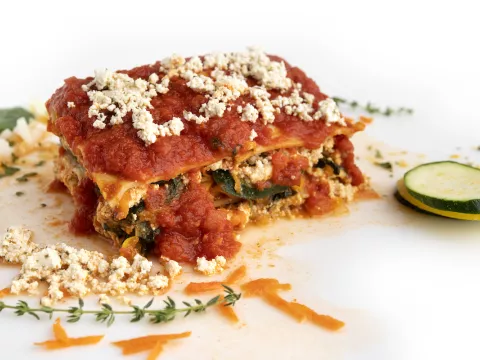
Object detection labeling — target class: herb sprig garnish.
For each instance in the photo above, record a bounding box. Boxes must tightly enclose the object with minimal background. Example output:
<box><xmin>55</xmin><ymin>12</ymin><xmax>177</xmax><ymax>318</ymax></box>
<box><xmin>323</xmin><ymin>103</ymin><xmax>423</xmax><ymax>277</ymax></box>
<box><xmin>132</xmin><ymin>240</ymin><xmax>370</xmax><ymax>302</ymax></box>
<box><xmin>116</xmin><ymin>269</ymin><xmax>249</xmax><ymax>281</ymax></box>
<box><xmin>333</xmin><ymin>97</ymin><xmax>414</xmax><ymax>116</ymax></box>
<box><xmin>0</xmin><ymin>286</ymin><xmax>241</xmax><ymax>326</ymax></box>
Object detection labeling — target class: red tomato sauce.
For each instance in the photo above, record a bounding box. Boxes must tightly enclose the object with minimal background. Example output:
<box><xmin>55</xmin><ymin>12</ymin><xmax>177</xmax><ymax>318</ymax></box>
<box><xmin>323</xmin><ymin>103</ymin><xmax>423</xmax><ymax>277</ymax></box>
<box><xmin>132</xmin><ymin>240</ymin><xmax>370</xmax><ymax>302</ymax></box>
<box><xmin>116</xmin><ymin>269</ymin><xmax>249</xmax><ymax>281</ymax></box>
<box><xmin>68</xmin><ymin>178</ymin><xmax>98</xmax><ymax>234</ymax></box>
<box><xmin>46</xmin><ymin>55</ymin><xmax>361</xmax><ymax>182</ymax></box>
<box><xmin>334</xmin><ymin>135</ymin><xmax>364</xmax><ymax>186</ymax></box>
<box><xmin>144</xmin><ymin>174</ymin><xmax>240</xmax><ymax>263</ymax></box>
<box><xmin>271</xmin><ymin>151</ymin><xmax>309</xmax><ymax>186</ymax></box>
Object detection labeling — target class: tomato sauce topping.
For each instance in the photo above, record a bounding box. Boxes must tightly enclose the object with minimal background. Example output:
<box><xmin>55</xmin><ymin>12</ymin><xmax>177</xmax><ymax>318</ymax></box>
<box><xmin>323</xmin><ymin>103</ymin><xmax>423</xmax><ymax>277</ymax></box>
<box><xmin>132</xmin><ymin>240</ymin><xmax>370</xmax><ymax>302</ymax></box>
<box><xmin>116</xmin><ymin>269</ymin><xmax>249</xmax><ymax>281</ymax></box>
<box><xmin>46</xmin><ymin>56</ymin><xmax>361</xmax><ymax>182</ymax></box>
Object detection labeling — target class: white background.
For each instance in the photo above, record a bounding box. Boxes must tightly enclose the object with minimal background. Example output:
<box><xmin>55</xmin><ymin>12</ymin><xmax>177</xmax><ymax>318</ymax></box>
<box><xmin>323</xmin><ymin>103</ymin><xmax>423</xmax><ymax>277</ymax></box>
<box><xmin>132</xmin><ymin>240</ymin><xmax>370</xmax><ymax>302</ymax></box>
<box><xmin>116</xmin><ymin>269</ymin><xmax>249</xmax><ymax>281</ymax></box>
<box><xmin>1</xmin><ymin>1</ymin><xmax>480</xmax><ymax>359</ymax></box>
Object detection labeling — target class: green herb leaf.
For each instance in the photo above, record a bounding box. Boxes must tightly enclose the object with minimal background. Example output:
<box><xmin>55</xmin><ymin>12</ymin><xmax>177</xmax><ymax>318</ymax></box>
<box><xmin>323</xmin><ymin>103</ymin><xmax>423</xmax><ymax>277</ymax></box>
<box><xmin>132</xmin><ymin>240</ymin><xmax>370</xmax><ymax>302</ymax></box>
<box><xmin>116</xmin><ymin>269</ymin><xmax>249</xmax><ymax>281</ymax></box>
<box><xmin>333</xmin><ymin>98</ymin><xmax>414</xmax><ymax>117</ymax></box>
<box><xmin>0</xmin><ymin>107</ymin><xmax>33</xmax><ymax>131</ymax></box>
<box><xmin>15</xmin><ymin>191</ymin><xmax>24</xmax><ymax>197</ymax></box>
<box><xmin>0</xmin><ymin>163</ymin><xmax>20</xmax><ymax>179</ymax></box>
<box><xmin>0</xmin><ymin>287</ymin><xmax>242</xmax><ymax>326</ymax></box>
<box><xmin>375</xmin><ymin>162</ymin><xmax>393</xmax><ymax>171</ymax></box>
<box><xmin>16</xmin><ymin>172</ymin><xmax>37</xmax><ymax>183</ymax></box>
<box><xmin>34</xmin><ymin>160</ymin><xmax>46</xmax><ymax>167</ymax></box>
<box><xmin>212</xmin><ymin>169</ymin><xmax>291</xmax><ymax>200</ymax></box>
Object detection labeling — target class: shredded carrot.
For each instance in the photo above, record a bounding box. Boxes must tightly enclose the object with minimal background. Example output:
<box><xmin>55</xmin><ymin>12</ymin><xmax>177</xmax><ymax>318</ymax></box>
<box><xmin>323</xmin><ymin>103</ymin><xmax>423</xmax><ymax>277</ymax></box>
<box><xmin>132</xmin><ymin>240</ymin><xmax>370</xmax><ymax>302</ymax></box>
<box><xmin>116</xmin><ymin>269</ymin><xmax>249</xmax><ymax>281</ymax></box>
<box><xmin>120</xmin><ymin>341</ymin><xmax>166</xmax><ymax>356</ymax></box>
<box><xmin>263</xmin><ymin>292</ymin><xmax>306</xmax><ymax>322</ymax></box>
<box><xmin>217</xmin><ymin>296</ymin><xmax>239</xmax><ymax>323</ymax></box>
<box><xmin>241</xmin><ymin>278</ymin><xmax>291</xmax><ymax>296</ymax></box>
<box><xmin>0</xmin><ymin>287</ymin><xmax>11</xmax><ymax>298</ymax></box>
<box><xmin>112</xmin><ymin>332</ymin><xmax>191</xmax><ymax>357</ymax></box>
<box><xmin>225</xmin><ymin>265</ymin><xmax>247</xmax><ymax>284</ymax></box>
<box><xmin>35</xmin><ymin>336</ymin><xmax>104</xmax><ymax>350</ymax></box>
<box><xmin>359</xmin><ymin>115</ymin><xmax>373</xmax><ymax>124</ymax></box>
<box><xmin>184</xmin><ymin>265</ymin><xmax>247</xmax><ymax>295</ymax></box>
<box><xmin>218</xmin><ymin>305</ymin><xmax>239</xmax><ymax>323</ymax></box>
<box><xmin>112</xmin><ymin>332</ymin><xmax>191</xmax><ymax>348</ymax></box>
<box><xmin>450</xmin><ymin>154</ymin><xmax>460</xmax><ymax>159</ymax></box>
<box><xmin>241</xmin><ymin>278</ymin><xmax>345</xmax><ymax>331</ymax></box>
<box><xmin>147</xmin><ymin>341</ymin><xmax>164</xmax><ymax>360</ymax></box>
<box><xmin>53</xmin><ymin>318</ymin><xmax>69</xmax><ymax>343</ymax></box>
<box><xmin>34</xmin><ymin>318</ymin><xmax>104</xmax><ymax>350</ymax></box>
<box><xmin>289</xmin><ymin>302</ymin><xmax>345</xmax><ymax>331</ymax></box>
<box><xmin>184</xmin><ymin>281</ymin><xmax>222</xmax><ymax>295</ymax></box>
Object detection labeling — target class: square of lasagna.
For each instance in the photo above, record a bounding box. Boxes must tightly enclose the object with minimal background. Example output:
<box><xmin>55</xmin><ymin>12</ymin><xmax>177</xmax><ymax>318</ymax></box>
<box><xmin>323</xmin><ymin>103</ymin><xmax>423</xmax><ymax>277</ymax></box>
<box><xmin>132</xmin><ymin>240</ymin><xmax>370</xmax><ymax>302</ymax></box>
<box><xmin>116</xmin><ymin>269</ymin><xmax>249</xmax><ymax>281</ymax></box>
<box><xmin>46</xmin><ymin>48</ymin><xmax>368</xmax><ymax>263</ymax></box>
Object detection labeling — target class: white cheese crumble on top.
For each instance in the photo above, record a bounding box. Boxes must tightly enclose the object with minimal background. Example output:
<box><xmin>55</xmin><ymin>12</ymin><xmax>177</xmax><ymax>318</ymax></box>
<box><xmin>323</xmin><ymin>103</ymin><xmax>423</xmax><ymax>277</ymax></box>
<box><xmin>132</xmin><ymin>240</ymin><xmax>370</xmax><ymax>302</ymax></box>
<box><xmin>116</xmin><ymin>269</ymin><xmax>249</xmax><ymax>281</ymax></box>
<box><xmin>249</xmin><ymin>129</ymin><xmax>258</xmax><ymax>141</ymax></box>
<box><xmin>313</xmin><ymin>98</ymin><xmax>345</xmax><ymax>125</ymax></box>
<box><xmin>0</xmin><ymin>226</ymin><xmax>170</xmax><ymax>305</ymax></box>
<box><xmin>67</xmin><ymin>102</ymin><xmax>75</xmax><ymax>108</ymax></box>
<box><xmin>241</xmin><ymin>104</ymin><xmax>259</xmax><ymax>123</ymax></box>
<box><xmin>82</xmin><ymin>47</ymin><xmax>346</xmax><ymax>146</ymax></box>
<box><xmin>194</xmin><ymin>256</ymin><xmax>226</xmax><ymax>276</ymax></box>
<box><xmin>82</xmin><ymin>68</ymin><xmax>180</xmax><ymax>144</ymax></box>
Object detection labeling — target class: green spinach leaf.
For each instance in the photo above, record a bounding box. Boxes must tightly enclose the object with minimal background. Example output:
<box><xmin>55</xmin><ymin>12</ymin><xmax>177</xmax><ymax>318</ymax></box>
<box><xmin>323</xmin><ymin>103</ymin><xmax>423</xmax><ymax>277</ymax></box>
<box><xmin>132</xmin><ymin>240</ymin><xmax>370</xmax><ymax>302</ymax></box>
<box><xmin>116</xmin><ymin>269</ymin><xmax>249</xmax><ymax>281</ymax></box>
<box><xmin>212</xmin><ymin>169</ymin><xmax>291</xmax><ymax>200</ymax></box>
<box><xmin>0</xmin><ymin>107</ymin><xmax>33</xmax><ymax>131</ymax></box>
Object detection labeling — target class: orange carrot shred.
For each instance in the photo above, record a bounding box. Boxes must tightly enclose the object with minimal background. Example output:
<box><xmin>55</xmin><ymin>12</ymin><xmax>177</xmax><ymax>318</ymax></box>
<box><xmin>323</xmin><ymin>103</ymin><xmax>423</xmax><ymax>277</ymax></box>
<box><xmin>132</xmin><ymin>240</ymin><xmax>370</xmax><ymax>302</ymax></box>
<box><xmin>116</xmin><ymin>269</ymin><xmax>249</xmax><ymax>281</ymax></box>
<box><xmin>112</xmin><ymin>332</ymin><xmax>191</xmax><ymax>348</ymax></box>
<box><xmin>53</xmin><ymin>318</ymin><xmax>69</xmax><ymax>343</ymax></box>
<box><xmin>184</xmin><ymin>281</ymin><xmax>222</xmax><ymax>294</ymax></box>
<box><xmin>0</xmin><ymin>288</ymin><xmax>10</xmax><ymax>298</ymax></box>
<box><xmin>120</xmin><ymin>341</ymin><xmax>166</xmax><ymax>356</ymax></box>
<box><xmin>289</xmin><ymin>302</ymin><xmax>345</xmax><ymax>331</ymax></box>
<box><xmin>35</xmin><ymin>318</ymin><xmax>104</xmax><ymax>350</ymax></box>
<box><xmin>241</xmin><ymin>278</ymin><xmax>345</xmax><ymax>331</ymax></box>
<box><xmin>217</xmin><ymin>304</ymin><xmax>239</xmax><ymax>323</ymax></box>
<box><xmin>263</xmin><ymin>292</ymin><xmax>306</xmax><ymax>323</ymax></box>
<box><xmin>224</xmin><ymin>265</ymin><xmax>247</xmax><ymax>284</ymax></box>
<box><xmin>241</xmin><ymin>278</ymin><xmax>291</xmax><ymax>297</ymax></box>
<box><xmin>147</xmin><ymin>341</ymin><xmax>164</xmax><ymax>360</ymax></box>
<box><xmin>35</xmin><ymin>336</ymin><xmax>104</xmax><ymax>350</ymax></box>
<box><xmin>359</xmin><ymin>115</ymin><xmax>373</xmax><ymax>124</ymax></box>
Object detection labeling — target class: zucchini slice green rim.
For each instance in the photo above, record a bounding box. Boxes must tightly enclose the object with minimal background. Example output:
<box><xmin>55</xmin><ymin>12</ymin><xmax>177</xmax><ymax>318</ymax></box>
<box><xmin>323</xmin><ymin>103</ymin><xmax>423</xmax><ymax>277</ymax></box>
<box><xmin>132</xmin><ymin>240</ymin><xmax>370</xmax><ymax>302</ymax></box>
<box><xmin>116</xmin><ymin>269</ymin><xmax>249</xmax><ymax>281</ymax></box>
<box><xmin>397</xmin><ymin>179</ymin><xmax>480</xmax><ymax>221</ymax></box>
<box><xmin>404</xmin><ymin>161</ymin><xmax>480</xmax><ymax>214</ymax></box>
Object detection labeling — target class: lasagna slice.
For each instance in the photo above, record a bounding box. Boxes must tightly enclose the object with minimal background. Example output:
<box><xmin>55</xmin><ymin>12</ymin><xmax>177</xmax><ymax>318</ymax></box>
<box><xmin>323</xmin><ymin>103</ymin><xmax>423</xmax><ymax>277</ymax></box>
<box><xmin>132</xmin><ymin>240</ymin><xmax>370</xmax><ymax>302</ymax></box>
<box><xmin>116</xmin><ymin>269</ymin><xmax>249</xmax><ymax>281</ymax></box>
<box><xmin>46</xmin><ymin>48</ymin><xmax>369</xmax><ymax>263</ymax></box>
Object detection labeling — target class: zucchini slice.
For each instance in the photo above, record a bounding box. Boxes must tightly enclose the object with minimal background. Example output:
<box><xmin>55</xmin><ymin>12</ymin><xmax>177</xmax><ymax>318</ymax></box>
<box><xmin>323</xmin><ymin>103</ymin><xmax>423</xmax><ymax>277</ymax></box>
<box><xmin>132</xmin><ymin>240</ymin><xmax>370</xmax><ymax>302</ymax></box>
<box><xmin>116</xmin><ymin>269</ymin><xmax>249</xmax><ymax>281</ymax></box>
<box><xmin>404</xmin><ymin>161</ymin><xmax>480</xmax><ymax>214</ymax></box>
<box><xmin>397</xmin><ymin>179</ymin><xmax>480</xmax><ymax>220</ymax></box>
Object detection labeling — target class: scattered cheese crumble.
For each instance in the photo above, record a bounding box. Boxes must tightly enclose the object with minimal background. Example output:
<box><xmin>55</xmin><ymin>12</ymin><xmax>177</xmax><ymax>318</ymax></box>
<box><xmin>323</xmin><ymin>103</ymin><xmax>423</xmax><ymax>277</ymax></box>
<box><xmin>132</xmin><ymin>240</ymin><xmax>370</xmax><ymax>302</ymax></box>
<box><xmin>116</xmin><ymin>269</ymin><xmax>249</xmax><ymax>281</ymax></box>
<box><xmin>0</xmin><ymin>227</ymin><xmax>169</xmax><ymax>305</ymax></box>
<box><xmin>81</xmin><ymin>47</ymin><xmax>346</xmax><ymax>146</ymax></box>
<box><xmin>67</xmin><ymin>102</ymin><xmax>75</xmax><ymax>108</ymax></box>
<box><xmin>194</xmin><ymin>256</ymin><xmax>226</xmax><ymax>276</ymax></box>
<box><xmin>161</xmin><ymin>256</ymin><xmax>182</xmax><ymax>279</ymax></box>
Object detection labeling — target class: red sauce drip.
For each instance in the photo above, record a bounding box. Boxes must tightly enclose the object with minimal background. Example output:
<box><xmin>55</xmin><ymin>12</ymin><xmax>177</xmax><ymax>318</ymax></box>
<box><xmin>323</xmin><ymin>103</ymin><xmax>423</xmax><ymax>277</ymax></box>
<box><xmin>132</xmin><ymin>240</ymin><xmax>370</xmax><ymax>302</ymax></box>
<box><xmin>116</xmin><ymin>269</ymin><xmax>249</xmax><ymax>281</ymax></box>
<box><xmin>271</xmin><ymin>150</ymin><xmax>309</xmax><ymax>186</ymax></box>
<box><xmin>69</xmin><ymin>178</ymin><xmax>98</xmax><ymax>234</ymax></box>
<box><xmin>145</xmin><ymin>176</ymin><xmax>240</xmax><ymax>263</ymax></box>
<box><xmin>334</xmin><ymin>135</ymin><xmax>364</xmax><ymax>186</ymax></box>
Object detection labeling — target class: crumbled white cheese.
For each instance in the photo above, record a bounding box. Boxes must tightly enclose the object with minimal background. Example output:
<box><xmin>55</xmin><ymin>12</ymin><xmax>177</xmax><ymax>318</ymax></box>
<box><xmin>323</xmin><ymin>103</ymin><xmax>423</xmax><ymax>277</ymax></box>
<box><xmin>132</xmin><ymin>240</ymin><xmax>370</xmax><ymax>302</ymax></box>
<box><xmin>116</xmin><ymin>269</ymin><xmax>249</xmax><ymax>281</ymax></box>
<box><xmin>249</xmin><ymin>129</ymin><xmax>258</xmax><ymax>141</ymax></box>
<box><xmin>161</xmin><ymin>257</ymin><xmax>182</xmax><ymax>279</ymax></box>
<box><xmin>183</xmin><ymin>111</ymin><xmax>208</xmax><ymax>125</ymax></box>
<box><xmin>200</xmin><ymin>99</ymin><xmax>227</xmax><ymax>118</ymax></box>
<box><xmin>83</xmin><ymin>48</ymin><xmax>343</xmax><ymax>145</ymax></box>
<box><xmin>194</xmin><ymin>256</ymin><xmax>226</xmax><ymax>276</ymax></box>
<box><xmin>238</xmin><ymin>157</ymin><xmax>273</xmax><ymax>183</ymax></box>
<box><xmin>187</xmin><ymin>74</ymin><xmax>215</xmax><ymax>93</ymax></box>
<box><xmin>241</xmin><ymin>104</ymin><xmax>259</xmax><ymax>123</ymax></box>
<box><xmin>67</xmin><ymin>102</ymin><xmax>75</xmax><ymax>108</ymax></box>
<box><xmin>1</xmin><ymin>227</ymin><xmax>170</xmax><ymax>305</ymax></box>
<box><xmin>98</xmin><ymin>294</ymin><xmax>110</xmax><ymax>304</ymax></box>
<box><xmin>313</xmin><ymin>98</ymin><xmax>345</xmax><ymax>125</ymax></box>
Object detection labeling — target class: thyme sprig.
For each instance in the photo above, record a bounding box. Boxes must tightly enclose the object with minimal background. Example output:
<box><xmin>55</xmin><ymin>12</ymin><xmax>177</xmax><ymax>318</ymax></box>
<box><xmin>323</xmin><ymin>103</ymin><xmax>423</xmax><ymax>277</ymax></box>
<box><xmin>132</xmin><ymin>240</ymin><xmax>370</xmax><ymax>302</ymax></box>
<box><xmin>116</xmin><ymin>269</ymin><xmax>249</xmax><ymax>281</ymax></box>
<box><xmin>0</xmin><ymin>286</ymin><xmax>241</xmax><ymax>326</ymax></box>
<box><xmin>333</xmin><ymin>97</ymin><xmax>414</xmax><ymax>116</ymax></box>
